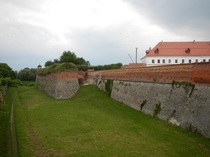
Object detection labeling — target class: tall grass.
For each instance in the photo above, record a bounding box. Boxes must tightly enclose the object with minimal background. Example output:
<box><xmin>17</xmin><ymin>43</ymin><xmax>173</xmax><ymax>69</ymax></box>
<box><xmin>10</xmin><ymin>85</ymin><xmax>210</xmax><ymax>156</ymax></box>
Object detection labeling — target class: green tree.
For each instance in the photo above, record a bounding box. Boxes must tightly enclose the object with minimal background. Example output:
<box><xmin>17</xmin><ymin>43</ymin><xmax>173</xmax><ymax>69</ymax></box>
<box><xmin>75</xmin><ymin>57</ymin><xmax>87</xmax><ymax>65</ymax></box>
<box><xmin>0</xmin><ymin>63</ymin><xmax>16</xmax><ymax>79</ymax></box>
<box><xmin>54</xmin><ymin>59</ymin><xmax>60</xmax><ymax>63</ymax></box>
<box><xmin>17</xmin><ymin>68</ymin><xmax>37</xmax><ymax>81</ymax></box>
<box><xmin>60</xmin><ymin>51</ymin><xmax>77</xmax><ymax>63</ymax></box>
<box><xmin>45</xmin><ymin>60</ymin><xmax>54</xmax><ymax>67</ymax></box>
<box><xmin>86</xmin><ymin>61</ymin><xmax>91</xmax><ymax>66</ymax></box>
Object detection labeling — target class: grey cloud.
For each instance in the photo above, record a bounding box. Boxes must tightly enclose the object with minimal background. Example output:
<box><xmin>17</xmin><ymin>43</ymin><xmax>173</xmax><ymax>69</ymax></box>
<box><xmin>1</xmin><ymin>0</ymin><xmax>44</xmax><ymax>12</ymax></box>
<box><xmin>63</xmin><ymin>21</ymin><xmax>152</xmax><ymax>66</ymax></box>
<box><xmin>123</xmin><ymin>0</ymin><xmax>210</xmax><ymax>39</ymax></box>
<box><xmin>0</xmin><ymin>20</ymin><xmax>57</xmax><ymax>55</ymax></box>
<box><xmin>3</xmin><ymin>0</ymin><xmax>207</xmax><ymax>71</ymax></box>
<box><xmin>64</xmin><ymin>27</ymin><xmax>127</xmax><ymax>65</ymax></box>
<box><xmin>0</xmin><ymin>1</ymin><xmax>59</xmax><ymax>71</ymax></box>
<box><xmin>0</xmin><ymin>0</ymin><xmax>59</xmax><ymax>55</ymax></box>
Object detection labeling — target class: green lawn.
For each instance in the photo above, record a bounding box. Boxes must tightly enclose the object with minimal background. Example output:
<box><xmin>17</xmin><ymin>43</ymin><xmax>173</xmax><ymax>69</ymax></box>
<box><xmin>6</xmin><ymin>85</ymin><xmax>210</xmax><ymax>156</ymax></box>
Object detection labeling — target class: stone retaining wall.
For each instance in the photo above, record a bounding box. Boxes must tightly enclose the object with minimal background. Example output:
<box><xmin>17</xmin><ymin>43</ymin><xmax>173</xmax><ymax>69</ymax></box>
<box><xmin>36</xmin><ymin>72</ymin><xmax>79</xmax><ymax>99</ymax></box>
<box><xmin>94</xmin><ymin>79</ymin><xmax>210</xmax><ymax>137</ymax></box>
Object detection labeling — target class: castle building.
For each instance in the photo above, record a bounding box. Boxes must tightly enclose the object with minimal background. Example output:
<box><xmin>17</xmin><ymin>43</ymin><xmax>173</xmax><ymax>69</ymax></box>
<box><xmin>141</xmin><ymin>41</ymin><xmax>210</xmax><ymax>66</ymax></box>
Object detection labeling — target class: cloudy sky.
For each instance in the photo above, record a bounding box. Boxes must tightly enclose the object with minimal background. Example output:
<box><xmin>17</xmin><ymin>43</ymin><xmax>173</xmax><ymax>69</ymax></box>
<box><xmin>0</xmin><ymin>0</ymin><xmax>210</xmax><ymax>71</ymax></box>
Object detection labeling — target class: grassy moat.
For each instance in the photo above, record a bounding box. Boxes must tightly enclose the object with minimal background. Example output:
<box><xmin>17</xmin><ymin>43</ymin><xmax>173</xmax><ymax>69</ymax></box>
<box><xmin>1</xmin><ymin>85</ymin><xmax>210</xmax><ymax>156</ymax></box>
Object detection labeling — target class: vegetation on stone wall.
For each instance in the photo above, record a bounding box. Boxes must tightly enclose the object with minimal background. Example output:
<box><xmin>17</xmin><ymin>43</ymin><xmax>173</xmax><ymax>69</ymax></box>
<box><xmin>167</xmin><ymin>110</ymin><xmax>176</xmax><ymax>122</ymax></box>
<box><xmin>153</xmin><ymin>103</ymin><xmax>161</xmax><ymax>117</ymax></box>
<box><xmin>105</xmin><ymin>79</ymin><xmax>113</xmax><ymax>97</ymax></box>
<box><xmin>91</xmin><ymin>63</ymin><xmax>123</xmax><ymax>71</ymax></box>
<box><xmin>171</xmin><ymin>80</ymin><xmax>195</xmax><ymax>97</ymax></box>
<box><xmin>36</xmin><ymin>63</ymin><xmax>78</xmax><ymax>76</ymax></box>
<box><xmin>140</xmin><ymin>100</ymin><xmax>147</xmax><ymax>110</ymax></box>
<box><xmin>152</xmin><ymin>78</ymin><xmax>157</xmax><ymax>82</ymax></box>
<box><xmin>77</xmin><ymin>63</ymin><xmax>123</xmax><ymax>71</ymax></box>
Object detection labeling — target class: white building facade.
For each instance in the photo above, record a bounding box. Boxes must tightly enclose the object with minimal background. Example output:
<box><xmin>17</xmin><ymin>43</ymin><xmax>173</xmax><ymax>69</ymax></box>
<box><xmin>142</xmin><ymin>56</ymin><xmax>210</xmax><ymax>66</ymax></box>
<box><xmin>141</xmin><ymin>41</ymin><xmax>210</xmax><ymax>66</ymax></box>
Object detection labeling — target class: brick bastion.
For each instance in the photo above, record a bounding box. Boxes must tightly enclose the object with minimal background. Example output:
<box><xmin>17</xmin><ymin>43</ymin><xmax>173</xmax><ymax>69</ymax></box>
<box><xmin>87</xmin><ymin>62</ymin><xmax>210</xmax><ymax>137</ymax></box>
<box><xmin>36</xmin><ymin>71</ymin><xmax>86</xmax><ymax>99</ymax></box>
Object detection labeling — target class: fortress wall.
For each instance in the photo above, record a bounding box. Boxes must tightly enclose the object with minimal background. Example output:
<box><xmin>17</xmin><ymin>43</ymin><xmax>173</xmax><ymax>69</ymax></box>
<box><xmin>192</xmin><ymin>62</ymin><xmax>210</xmax><ymax>84</ymax></box>
<box><xmin>88</xmin><ymin>63</ymin><xmax>210</xmax><ymax>137</ymax></box>
<box><xmin>35</xmin><ymin>63</ymin><xmax>210</xmax><ymax>136</ymax></box>
<box><xmin>112</xmin><ymin>80</ymin><xmax>210</xmax><ymax>137</ymax></box>
<box><xmin>87</xmin><ymin>62</ymin><xmax>210</xmax><ymax>84</ymax></box>
<box><xmin>36</xmin><ymin>72</ymin><xmax>79</xmax><ymax>99</ymax></box>
<box><xmin>95</xmin><ymin>79</ymin><xmax>210</xmax><ymax>137</ymax></box>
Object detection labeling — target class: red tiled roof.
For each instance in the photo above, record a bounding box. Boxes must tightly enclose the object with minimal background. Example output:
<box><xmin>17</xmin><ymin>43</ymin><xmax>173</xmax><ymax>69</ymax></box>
<box><xmin>145</xmin><ymin>41</ymin><xmax>210</xmax><ymax>57</ymax></box>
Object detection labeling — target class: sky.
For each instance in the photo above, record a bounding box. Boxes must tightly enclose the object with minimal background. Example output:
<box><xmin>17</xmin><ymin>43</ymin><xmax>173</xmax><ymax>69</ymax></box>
<box><xmin>0</xmin><ymin>0</ymin><xmax>210</xmax><ymax>71</ymax></box>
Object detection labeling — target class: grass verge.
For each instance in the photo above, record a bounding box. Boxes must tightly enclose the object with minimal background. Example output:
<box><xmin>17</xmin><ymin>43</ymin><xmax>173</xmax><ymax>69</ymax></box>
<box><xmin>9</xmin><ymin>85</ymin><xmax>210</xmax><ymax>156</ymax></box>
<box><xmin>0</xmin><ymin>88</ymin><xmax>13</xmax><ymax>157</ymax></box>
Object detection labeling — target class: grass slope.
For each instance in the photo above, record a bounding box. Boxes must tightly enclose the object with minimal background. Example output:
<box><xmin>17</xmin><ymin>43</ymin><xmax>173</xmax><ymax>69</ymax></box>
<box><xmin>10</xmin><ymin>85</ymin><xmax>210</xmax><ymax>156</ymax></box>
<box><xmin>0</xmin><ymin>89</ymin><xmax>13</xmax><ymax>157</ymax></box>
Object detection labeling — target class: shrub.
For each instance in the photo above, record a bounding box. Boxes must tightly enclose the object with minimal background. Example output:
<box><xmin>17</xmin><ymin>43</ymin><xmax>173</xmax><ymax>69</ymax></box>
<box><xmin>140</xmin><ymin>100</ymin><xmax>147</xmax><ymax>110</ymax></box>
<box><xmin>153</xmin><ymin>103</ymin><xmax>161</xmax><ymax>117</ymax></box>
<box><xmin>105</xmin><ymin>79</ymin><xmax>113</xmax><ymax>97</ymax></box>
<box><xmin>36</xmin><ymin>63</ymin><xmax>78</xmax><ymax>76</ymax></box>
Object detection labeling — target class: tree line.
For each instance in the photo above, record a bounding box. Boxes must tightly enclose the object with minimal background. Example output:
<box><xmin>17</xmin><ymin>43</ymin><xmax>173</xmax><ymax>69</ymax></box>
<box><xmin>1</xmin><ymin>50</ymin><xmax>123</xmax><ymax>83</ymax></box>
<box><xmin>43</xmin><ymin>50</ymin><xmax>122</xmax><ymax>71</ymax></box>
<box><xmin>45</xmin><ymin>50</ymin><xmax>90</xmax><ymax>67</ymax></box>
<box><xmin>0</xmin><ymin>63</ymin><xmax>21</xmax><ymax>87</ymax></box>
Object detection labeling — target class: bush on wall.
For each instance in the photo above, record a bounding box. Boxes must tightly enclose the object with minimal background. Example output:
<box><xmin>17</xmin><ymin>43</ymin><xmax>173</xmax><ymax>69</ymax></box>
<box><xmin>105</xmin><ymin>79</ymin><xmax>113</xmax><ymax>97</ymax></box>
<box><xmin>36</xmin><ymin>63</ymin><xmax>78</xmax><ymax>76</ymax></box>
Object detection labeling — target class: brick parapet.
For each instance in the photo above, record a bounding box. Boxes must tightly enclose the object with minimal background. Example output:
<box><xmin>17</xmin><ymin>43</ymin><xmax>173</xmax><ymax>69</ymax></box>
<box><xmin>87</xmin><ymin>63</ymin><xmax>210</xmax><ymax>84</ymax></box>
<box><xmin>37</xmin><ymin>72</ymin><xmax>78</xmax><ymax>80</ymax></box>
<box><xmin>192</xmin><ymin>62</ymin><xmax>210</xmax><ymax>84</ymax></box>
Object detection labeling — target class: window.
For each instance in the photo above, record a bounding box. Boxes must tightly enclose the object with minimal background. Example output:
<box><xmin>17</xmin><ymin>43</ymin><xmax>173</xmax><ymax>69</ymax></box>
<box><xmin>158</xmin><ymin>59</ymin><xmax>160</xmax><ymax>63</ymax></box>
<box><xmin>195</xmin><ymin>59</ymin><xmax>198</xmax><ymax>62</ymax></box>
<box><xmin>189</xmin><ymin>59</ymin><xmax>191</xmax><ymax>63</ymax></box>
<box><xmin>203</xmin><ymin>59</ymin><xmax>206</xmax><ymax>62</ymax></box>
<box><xmin>154</xmin><ymin>48</ymin><xmax>159</xmax><ymax>54</ymax></box>
<box><xmin>182</xmin><ymin>59</ymin><xmax>184</xmax><ymax>63</ymax></box>
<box><xmin>168</xmin><ymin>59</ymin><xmax>171</xmax><ymax>63</ymax></box>
<box><xmin>175</xmin><ymin>59</ymin><xmax>178</xmax><ymax>63</ymax></box>
<box><xmin>185</xmin><ymin>48</ymin><xmax>190</xmax><ymax>54</ymax></box>
<box><xmin>152</xmin><ymin>59</ymin><xmax>155</xmax><ymax>63</ymax></box>
<box><xmin>162</xmin><ymin>59</ymin><xmax>165</xmax><ymax>63</ymax></box>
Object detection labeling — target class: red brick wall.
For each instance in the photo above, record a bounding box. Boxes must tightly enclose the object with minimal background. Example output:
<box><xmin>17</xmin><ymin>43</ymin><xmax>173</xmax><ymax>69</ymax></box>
<box><xmin>36</xmin><ymin>63</ymin><xmax>210</xmax><ymax>84</ymax></box>
<box><xmin>37</xmin><ymin>72</ymin><xmax>78</xmax><ymax>80</ymax></box>
<box><xmin>87</xmin><ymin>63</ymin><xmax>210</xmax><ymax>84</ymax></box>
<box><xmin>192</xmin><ymin>62</ymin><xmax>210</xmax><ymax>84</ymax></box>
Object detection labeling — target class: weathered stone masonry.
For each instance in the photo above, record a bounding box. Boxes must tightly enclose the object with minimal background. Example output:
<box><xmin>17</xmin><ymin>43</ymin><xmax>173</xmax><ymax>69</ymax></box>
<box><xmin>112</xmin><ymin>81</ymin><xmax>210</xmax><ymax>137</ymax></box>
<box><xmin>36</xmin><ymin>72</ymin><xmax>80</xmax><ymax>99</ymax></box>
